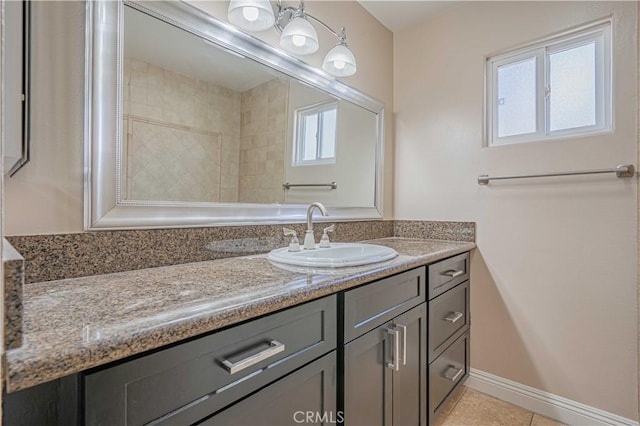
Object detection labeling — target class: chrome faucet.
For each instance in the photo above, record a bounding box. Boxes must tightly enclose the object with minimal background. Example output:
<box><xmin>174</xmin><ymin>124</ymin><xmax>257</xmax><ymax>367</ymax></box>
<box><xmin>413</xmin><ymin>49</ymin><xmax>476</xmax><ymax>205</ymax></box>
<box><xmin>304</xmin><ymin>202</ymin><xmax>328</xmax><ymax>249</ymax></box>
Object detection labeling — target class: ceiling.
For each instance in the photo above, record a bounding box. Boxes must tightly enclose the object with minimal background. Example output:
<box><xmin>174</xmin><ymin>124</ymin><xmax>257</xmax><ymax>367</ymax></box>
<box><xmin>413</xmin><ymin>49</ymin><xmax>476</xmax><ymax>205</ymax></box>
<box><xmin>357</xmin><ymin>1</ymin><xmax>456</xmax><ymax>33</ymax></box>
<box><xmin>124</xmin><ymin>6</ymin><xmax>283</xmax><ymax>92</ymax></box>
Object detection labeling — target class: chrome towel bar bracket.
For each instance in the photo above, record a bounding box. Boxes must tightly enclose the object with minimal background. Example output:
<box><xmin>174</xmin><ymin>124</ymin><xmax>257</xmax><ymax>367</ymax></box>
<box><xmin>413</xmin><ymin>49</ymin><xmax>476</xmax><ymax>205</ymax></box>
<box><xmin>478</xmin><ymin>164</ymin><xmax>635</xmax><ymax>185</ymax></box>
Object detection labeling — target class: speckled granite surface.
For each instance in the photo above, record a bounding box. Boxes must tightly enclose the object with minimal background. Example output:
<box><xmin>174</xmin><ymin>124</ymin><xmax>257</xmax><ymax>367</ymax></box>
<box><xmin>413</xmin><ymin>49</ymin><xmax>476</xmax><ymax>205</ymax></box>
<box><xmin>394</xmin><ymin>221</ymin><xmax>475</xmax><ymax>242</ymax></box>
<box><xmin>3</xmin><ymin>239</ymin><xmax>24</xmax><ymax>350</ymax></box>
<box><xmin>5</xmin><ymin>237</ymin><xmax>474</xmax><ymax>393</ymax></box>
<box><xmin>7</xmin><ymin>221</ymin><xmax>394</xmax><ymax>284</ymax></box>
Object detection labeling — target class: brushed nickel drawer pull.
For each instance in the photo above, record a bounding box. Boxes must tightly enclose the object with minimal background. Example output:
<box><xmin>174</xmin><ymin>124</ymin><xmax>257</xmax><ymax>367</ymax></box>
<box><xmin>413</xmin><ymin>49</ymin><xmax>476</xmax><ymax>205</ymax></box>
<box><xmin>444</xmin><ymin>312</ymin><xmax>464</xmax><ymax>323</ymax></box>
<box><xmin>397</xmin><ymin>324</ymin><xmax>407</xmax><ymax>366</ymax></box>
<box><xmin>443</xmin><ymin>365</ymin><xmax>464</xmax><ymax>382</ymax></box>
<box><xmin>222</xmin><ymin>340</ymin><xmax>285</xmax><ymax>374</ymax></box>
<box><xmin>387</xmin><ymin>328</ymin><xmax>400</xmax><ymax>371</ymax></box>
<box><xmin>441</xmin><ymin>269</ymin><xmax>464</xmax><ymax>278</ymax></box>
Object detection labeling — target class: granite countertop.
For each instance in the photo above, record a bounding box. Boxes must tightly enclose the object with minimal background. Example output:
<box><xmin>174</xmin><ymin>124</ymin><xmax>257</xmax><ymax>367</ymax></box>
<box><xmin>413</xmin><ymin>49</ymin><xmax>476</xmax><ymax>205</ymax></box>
<box><xmin>5</xmin><ymin>237</ymin><xmax>475</xmax><ymax>393</ymax></box>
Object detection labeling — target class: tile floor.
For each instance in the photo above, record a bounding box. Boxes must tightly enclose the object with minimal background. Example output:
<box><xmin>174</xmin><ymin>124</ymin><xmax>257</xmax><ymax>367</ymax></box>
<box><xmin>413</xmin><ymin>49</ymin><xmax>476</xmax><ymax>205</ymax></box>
<box><xmin>435</xmin><ymin>386</ymin><xmax>566</xmax><ymax>426</ymax></box>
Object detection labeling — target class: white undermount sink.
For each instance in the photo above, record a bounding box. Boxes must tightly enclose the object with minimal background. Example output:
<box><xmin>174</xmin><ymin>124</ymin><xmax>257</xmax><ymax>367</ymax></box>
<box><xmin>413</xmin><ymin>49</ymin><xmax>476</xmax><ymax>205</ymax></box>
<box><xmin>268</xmin><ymin>243</ymin><xmax>399</xmax><ymax>268</ymax></box>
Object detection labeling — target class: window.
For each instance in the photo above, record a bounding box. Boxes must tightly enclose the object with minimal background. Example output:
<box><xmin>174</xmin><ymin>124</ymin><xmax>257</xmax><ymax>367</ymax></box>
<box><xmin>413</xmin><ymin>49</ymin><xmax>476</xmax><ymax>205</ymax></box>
<box><xmin>293</xmin><ymin>101</ymin><xmax>338</xmax><ymax>165</ymax></box>
<box><xmin>487</xmin><ymin>21</ymin><xmax>611</xmax><ymax>146</ymax></box>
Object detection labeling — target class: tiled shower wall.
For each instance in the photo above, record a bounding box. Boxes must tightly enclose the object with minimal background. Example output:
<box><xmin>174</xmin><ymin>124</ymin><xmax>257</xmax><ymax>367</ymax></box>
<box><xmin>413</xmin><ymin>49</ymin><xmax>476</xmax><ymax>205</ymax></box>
<box><xmin>238</xmin><ymin>79</ymin><xmax>288</xmax><ymax>204</ymax></box>
<box><xmin>122</xmin><ymin>57</ymin><xmax>242</xmax><ymax>202</ymax></box>
<box><xmin>122</xmin><ymin>57</ymin><xmax>290</xmax><ymax>204</ymax></box>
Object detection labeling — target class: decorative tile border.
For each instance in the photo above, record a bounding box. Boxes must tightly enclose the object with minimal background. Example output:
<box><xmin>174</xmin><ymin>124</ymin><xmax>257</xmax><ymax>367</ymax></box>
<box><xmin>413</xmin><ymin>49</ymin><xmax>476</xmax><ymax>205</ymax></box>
<box><xmin>393</xmin><ymin>220</ymin><xmax>475</xmax><ymax>242</ymax></box>
<box><xmin>3</xmin><ymin>239</ymin><xmax>24</xmax><ymax>350</ymax></box>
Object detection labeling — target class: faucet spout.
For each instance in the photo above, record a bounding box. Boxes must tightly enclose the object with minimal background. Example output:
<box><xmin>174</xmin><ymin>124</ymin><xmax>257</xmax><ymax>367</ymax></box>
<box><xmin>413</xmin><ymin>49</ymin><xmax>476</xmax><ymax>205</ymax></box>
<box><xmin>304</xmin><ymin>202</ymin><xmax>328</xmax><ymax>249</ymax></box>
<box><xmin>306</xmin><ymin>202</ymin><xmax>328</xmax><ymax>231</ymax></box>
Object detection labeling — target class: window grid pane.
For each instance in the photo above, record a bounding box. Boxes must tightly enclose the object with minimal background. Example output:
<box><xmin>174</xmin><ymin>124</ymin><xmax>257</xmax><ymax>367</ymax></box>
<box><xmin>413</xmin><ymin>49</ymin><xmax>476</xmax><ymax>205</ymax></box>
<box><xmin>302</xmin><ymin>113</ymin><xmax>318</xmax><ymax>161</ymax></box>
<box><xmin>549</xmin><ymin>42</ymin><xmax>597</xmax><ymax>132</ymax></box>
<box><xmin>497</xmin><ymin>56</ymin><xmax>537</xmax><ymax>138</ymax></box>
<box><xmin>320</xmin><ymin>108</ymin><xmax>337</xmax><ymax>159</ymax></box>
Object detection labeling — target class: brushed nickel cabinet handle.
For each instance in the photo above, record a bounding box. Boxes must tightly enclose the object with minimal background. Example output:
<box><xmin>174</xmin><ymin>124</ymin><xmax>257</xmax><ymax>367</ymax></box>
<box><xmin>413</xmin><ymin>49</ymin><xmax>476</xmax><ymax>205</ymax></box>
<box><xmin>441</xmin><ymin>269</ymin><xmax>464</xmax><ymax>278</ymax></box>
<box><xmin>387</xmin><ymin>328</ymin><xmax>400</xmax><ymax>371</ymax></box>
<box><xmin>444</xmin><ymin>312</ymin><xmax>464</xmax><ymax>323</ymax></box>
<box><xmin>222</xmin><ymin>340</ymin><xmax>285</xmax><ymax>374</ymax></box>
<box><xmin>443</xmin><ymin>365</ymin><xmax>464</xmax><ymax>382</ymax></box>
<box><xmin>397</xmin><ymin>324</ymin><xmax>407</xmax><ymax>366</ymax></box>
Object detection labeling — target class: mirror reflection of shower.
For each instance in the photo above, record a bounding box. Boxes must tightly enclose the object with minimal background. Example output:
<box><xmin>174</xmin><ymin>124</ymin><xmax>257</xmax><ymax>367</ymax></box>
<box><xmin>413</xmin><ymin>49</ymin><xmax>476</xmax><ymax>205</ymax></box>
<box><xmin>121</xmin><ymin>5</ymin><xmax>377</xmax><ymax>208</ymax></box>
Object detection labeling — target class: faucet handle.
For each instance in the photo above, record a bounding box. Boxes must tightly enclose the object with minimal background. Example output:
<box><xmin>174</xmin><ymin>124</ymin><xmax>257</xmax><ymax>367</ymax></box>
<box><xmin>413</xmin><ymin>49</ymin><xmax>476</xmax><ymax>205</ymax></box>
<box><xmin>323</xmin><ymin>224</ymin><xmax>335</xmax><ymax>234</ymax></box>
<box><xmin>283</xmin><ymin>228</ymin><xmax>301</xmax><ymax>252</ymax></box>
<box><xmin>283</xmin><ymin>227</ymin><xmax>297</xmax><ymax>237</ymax></box>
<box><xmin>319</xmin><ymin>224</ymin><xmax>335</xmax><ymax>248</ymax></box>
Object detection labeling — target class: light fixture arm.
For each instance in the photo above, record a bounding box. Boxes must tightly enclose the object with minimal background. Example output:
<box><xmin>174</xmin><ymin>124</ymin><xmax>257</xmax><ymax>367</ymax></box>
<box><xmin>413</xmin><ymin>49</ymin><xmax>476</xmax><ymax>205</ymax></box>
<box><xmin>274</xmin><ymin>0</ymin><xmax>348</xmax><ymax>44</ymax></box>
<box><xmin>304</xmin><ymin>14</ymin><xmax>343</xmax><ymax>41</ymax></box>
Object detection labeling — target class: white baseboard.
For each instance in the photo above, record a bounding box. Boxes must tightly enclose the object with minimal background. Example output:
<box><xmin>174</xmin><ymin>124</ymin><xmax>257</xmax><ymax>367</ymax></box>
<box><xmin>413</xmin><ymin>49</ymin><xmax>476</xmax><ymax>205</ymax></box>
<box><xmin>466</xmin><ymin>368</ymin><xmax>638</xmax><ymax>426</ymax></box>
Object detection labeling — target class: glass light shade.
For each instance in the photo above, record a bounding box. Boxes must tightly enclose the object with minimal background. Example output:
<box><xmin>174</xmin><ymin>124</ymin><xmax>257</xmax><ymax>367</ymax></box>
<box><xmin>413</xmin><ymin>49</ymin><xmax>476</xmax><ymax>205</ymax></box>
<box><xmin>322</xmin><ymin>44</ymin><xmax>357</xmax><ymax>77</ymax></box>
<box><xmin>280</xmin><ymin>17</ymin><xmax>319</xmax><ymax>55</ymax></box>
<box><xmin>228</xmin><ymin>0</ymin><xmax>275</xmax><ymax>32</ymax></box>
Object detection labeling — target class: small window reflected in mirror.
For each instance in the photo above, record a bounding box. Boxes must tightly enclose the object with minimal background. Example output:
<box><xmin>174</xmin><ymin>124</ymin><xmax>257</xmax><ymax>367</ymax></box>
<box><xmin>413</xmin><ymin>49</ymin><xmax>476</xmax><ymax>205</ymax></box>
<box><xmin>294</xmin><ymin>101</ymin><xmax>337</xmax><ymax>166</ymax></box>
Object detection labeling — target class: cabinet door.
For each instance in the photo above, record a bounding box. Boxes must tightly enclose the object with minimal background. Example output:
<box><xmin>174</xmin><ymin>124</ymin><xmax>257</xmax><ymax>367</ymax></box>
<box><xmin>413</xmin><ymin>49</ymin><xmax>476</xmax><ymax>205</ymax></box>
<box><xmin>392</xmin><ymin>304</ymin><xmax>427</xmax><ymax>426</ymax></box>
<box><xmin>199</xmin><ymin>352</ymin><xmax>337</xmax><ymax>426</ymax></box>
<box><xmin>344</xmin><ymin>322</ymin><xmax>393</xmax><ymax>426</ymax></box>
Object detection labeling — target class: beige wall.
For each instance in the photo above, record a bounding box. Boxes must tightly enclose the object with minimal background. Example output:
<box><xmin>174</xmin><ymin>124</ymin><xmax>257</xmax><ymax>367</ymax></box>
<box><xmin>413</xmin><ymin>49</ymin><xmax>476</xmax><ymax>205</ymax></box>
<box><xmin>394</xmin><ymin>1</ymin><xmax>638</xmax><ymax>420</ymax></box>
<box><xmin>4</xmin><ymin>2</ymin><xmax>85</xmax><ymax>235</ymax></box>
<box><xmin>3</xmin><ymin>0</ymin><xmax>393</xmax><ymax>236</ymax></box>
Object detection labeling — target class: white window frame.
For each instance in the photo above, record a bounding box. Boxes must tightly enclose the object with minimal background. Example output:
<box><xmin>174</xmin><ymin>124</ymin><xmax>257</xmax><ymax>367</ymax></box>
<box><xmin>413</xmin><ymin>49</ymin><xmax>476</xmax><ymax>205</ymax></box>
<box><xmin>293</xmin><ymin>101</ymin><xmax>338</xmax><ymax>166</ymax></box>
<box><xmin>486</xmin><ymin>20</ymin><xmax>612</xmax><ymax>147</ymax></box>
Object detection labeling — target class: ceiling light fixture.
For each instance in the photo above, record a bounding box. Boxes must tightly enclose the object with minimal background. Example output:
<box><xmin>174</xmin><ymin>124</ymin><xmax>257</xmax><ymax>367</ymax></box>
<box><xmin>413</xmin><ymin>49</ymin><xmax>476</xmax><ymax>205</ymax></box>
<box><xmin>227</xmin><ymin>0</ymin><xmax>357</xmax><ymax>77</ymax></box>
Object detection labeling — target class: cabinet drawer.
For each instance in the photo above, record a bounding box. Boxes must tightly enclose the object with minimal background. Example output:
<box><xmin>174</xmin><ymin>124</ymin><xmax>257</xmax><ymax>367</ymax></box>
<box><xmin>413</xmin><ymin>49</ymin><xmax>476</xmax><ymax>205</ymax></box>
<box><xmin>428</xmin><ymin>281</ymin><xmax>469</xmax><ymax>363</ymax></box>
<box><xmin>84</xmin><ymin>295</ymin><xmax>336</xmax><ymax>426</ymax></box>
<box><xmin>428</xmin><ymin>332</ymin><xmax>469</xmax><ymax>417</ymax></box>
<box><xmin>428</xmin><ymin>252</ymin><xmax>469</xmax><ymax>300</ymax></box>
<box><xmin>343</xmin><ymin>268</ymin><xmax>426</xmax><ymax>342</ymax></box>
<box><xmin>200</xmin><ymin>351</ymin><xmax>336</xmax><ymax>426</ymax></box>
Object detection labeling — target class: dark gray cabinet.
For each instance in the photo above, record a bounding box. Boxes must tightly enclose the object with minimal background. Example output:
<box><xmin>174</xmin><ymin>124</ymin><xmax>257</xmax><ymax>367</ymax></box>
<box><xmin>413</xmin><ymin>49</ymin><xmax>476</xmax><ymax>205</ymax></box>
<box><xmin>5</xmin><ymin>251</ymin><xmax>472</xmax><ymax>426</ymax></box>
<box><xmin>342</xmin><ymin>269</ymin><xmax>427</xmax><ymax>426</ymax></box>
<box><xmin>344</xmin><ymin>304</ymin><xmax>427</xmax><ymax>426</ymax></box>
<box><xmin>343</xmin><ymin>268</ymin><xmax>426</xmax><ymax>343</ymax></box>
<box><xmin>428</xmin><ymin>331</ymin><xmax>469</xmax><ymax>418</ymax></box>
<box><xmin>427</xmin><ymin>253</ymin><xmax>471</xmax><ymax>425</ymax></box>
<box><xmin>428</xmin><ymin>280</ymin><xmax>469</xmax><ymax>363</ymax></box>
<box><xmin>84</xmin><ymin>296</ymin><xmax>337</xmax><ymax>426</ymax></box>
<box><xmin>200</xmin><ymin>351</ymin><xmax>337</xmax><ymax>426</ymax></box>
<box><xmin>343</xmin><ymin>318</ymin><xmax>392</xmax><ymax>426</ymax></box>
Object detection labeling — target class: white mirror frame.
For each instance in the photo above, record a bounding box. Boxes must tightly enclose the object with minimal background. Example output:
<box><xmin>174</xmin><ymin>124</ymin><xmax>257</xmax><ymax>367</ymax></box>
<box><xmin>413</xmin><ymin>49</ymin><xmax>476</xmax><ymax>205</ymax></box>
<box><xmin>84</xmin><ymin>0</ymin><xmax>384</xmax><ymax>230</ymax></box>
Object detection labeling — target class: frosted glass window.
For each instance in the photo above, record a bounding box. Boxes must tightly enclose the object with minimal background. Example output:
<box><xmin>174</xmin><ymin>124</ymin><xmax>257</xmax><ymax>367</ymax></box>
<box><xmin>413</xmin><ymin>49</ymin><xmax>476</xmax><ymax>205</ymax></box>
<box><xmin>497</xmin><ymin>57</ymin><xmax>537</xmax><ymax>138</ymax></box>
<box><xmin>487</xmin><ymin>21</ymin><xmax>610</xmax><ymax>146</ymax></box>
<box><xmin>549</xmin><ymin>42</ymin><xmax>596</xmax><ymax>131</ymax></box>
<box><xmin>294</xmin><ymin>102</ymin><xmax>338</xmax><ymax>165</ymax></box>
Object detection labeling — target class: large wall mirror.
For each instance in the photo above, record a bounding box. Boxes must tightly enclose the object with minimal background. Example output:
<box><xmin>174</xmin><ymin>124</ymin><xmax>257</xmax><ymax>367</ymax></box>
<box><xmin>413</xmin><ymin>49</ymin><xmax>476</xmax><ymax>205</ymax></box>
<box><xmin>85</xmin><ymin>1</ymin><xmax>384</xmax><ymax>229</ymax></box>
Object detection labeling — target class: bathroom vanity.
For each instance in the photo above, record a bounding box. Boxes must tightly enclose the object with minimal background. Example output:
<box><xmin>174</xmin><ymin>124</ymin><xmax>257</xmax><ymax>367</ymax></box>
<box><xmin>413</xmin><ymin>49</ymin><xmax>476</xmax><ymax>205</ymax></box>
<box><xmin>3</xmin><ymin>238</ymin><xmax>473</xmax><ymax>426</ymax></box>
